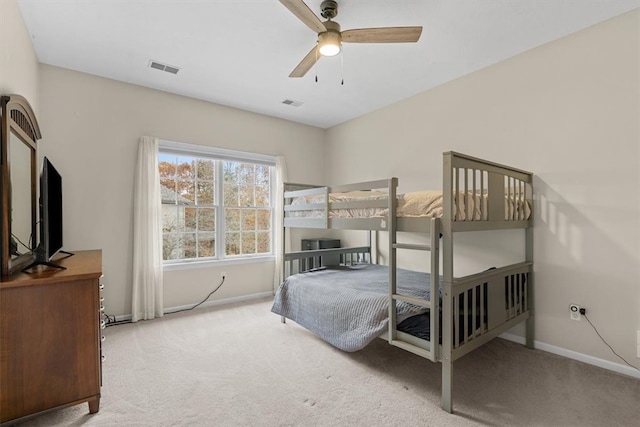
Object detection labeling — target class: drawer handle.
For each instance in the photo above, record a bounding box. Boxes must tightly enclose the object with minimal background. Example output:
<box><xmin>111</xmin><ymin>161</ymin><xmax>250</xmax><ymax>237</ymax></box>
<box><xmin>101</xmin><ymin>335</ymin><xmax>106</xmax><ymax>342</ymax></box>
<box><xmin>100</xmin><ymin>305</ymin><xmax>105</xmax><ymax>312</ymax></box>
<box><xmin>101</xmin><ymin>355</ymin><xmax>106</xmax><ymax>363</ymax></box>
<box><xmin>100</xmin><ymin>283</ymin><xmax>105</xmax><ymax>290</ymax></box>
<box><xmin>100</xmin><ymin>320</ymin><xmax>106</xmax><ymax>329</ymax></box>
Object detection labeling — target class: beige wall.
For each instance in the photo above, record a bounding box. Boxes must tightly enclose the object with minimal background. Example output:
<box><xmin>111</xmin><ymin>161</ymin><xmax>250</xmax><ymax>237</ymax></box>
<box><xmin>326</xmin><ymin>10</ymin><xmax>640</xmax><ymax>368</ymax></box>
<box><xmin>0</xmin><ymin>0</ymin><xmax>39</xmax><ymax>111</ymax></box>
<box><xmin>38</xmin><ymin>65</ymin><xmax>325</xmax><ymax>316</ymax></box>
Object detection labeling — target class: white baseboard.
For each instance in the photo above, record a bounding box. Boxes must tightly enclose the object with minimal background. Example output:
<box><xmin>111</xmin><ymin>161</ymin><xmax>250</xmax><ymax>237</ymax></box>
<box><xmin>500</xmin><ymin>332</ymin><xmax>640</xmax><ymax>380</ymax></box>
<box><xmin>112</xmin><ymin>291</ymin><xmax>273</xmax><ymax>323</ymax></box>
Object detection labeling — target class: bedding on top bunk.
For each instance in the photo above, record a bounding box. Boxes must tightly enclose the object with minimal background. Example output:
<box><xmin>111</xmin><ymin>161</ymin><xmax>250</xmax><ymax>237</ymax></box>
<box><xmin>288</xmin><ymin>190</ymin><xmax>531</xmax><ymax>221</ymax></box>
<box><xmin>271</xmin><ymin>264</ymin><xmax>439</xmax><ymax>352</ymax></box>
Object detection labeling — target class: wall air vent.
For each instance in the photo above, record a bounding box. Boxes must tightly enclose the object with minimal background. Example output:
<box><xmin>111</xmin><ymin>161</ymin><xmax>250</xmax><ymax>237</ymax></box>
<box><xmin>282</xmin><ymin>99</ymin><xmax>304</xmax><ymax>107</ymax></box>
<box><xmin>149</xmin><ymin>60</ymin><xmax>180</xmax><ymax>75</ymax></box>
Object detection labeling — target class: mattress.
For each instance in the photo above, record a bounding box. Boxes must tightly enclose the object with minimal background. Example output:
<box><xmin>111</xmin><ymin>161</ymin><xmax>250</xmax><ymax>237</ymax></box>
<box><xmin>271</xmin><ymin>264</ymin><xmax>437</xmax><ymax>352</ymax></box>
<box><xmin>288</xmin><ymin>190</ymin><xmax>531</xmax><ymax>221</ymax></box>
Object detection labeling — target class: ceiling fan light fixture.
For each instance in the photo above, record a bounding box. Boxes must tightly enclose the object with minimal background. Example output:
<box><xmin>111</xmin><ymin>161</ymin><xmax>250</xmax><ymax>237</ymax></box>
<box><xmin>318</xmin><ymin>30</ymin><xmax>341</xmax><ymax>56</ymax></box>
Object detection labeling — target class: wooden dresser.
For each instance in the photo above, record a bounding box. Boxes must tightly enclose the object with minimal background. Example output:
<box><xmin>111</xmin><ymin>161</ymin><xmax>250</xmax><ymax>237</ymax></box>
<box><xmin>0</xmin><ymin>249</ymin><xmax>103</xmax><ymax>424</ymax></box>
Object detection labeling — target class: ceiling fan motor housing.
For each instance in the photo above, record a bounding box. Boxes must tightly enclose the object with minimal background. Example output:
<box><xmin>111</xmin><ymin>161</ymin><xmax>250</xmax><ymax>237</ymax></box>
<box><xmin>322</xmin><ymin>20</ymin><xmax>341</xmax><ymax>33</ymax></box>
<box><xmin>320</xmin><ymin>0</ymin><xmax>338</xmax><ymax>19</ymax></box>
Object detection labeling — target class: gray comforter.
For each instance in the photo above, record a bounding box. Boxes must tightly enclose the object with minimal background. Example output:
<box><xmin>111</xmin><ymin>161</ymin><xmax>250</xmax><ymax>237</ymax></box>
<box><xmin>271</xmin><ymin>264</ymin><xmax>434</xmax><ymax>352</ymax></box>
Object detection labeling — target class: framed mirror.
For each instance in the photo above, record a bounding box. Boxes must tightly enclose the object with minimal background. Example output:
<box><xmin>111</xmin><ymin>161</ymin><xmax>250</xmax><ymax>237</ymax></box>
<box><xmin>1</xmin><ymin>94</ymin><xmax>41</xmax><ymax>278</ymax></box>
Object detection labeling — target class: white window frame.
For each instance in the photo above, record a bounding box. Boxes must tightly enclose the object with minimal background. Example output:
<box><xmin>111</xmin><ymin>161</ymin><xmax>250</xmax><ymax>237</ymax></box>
<box><xmin>159</xmin><ymin>139</ymin><xmax>276</xmax><ymax>270</ymax></box>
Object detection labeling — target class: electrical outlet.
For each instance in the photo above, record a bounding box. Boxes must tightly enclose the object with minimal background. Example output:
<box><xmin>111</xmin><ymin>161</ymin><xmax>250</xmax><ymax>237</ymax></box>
<box><xmin>569</xmin><ymin>304</ymin><xmax>581</xmax><ymax>321</ymax></box>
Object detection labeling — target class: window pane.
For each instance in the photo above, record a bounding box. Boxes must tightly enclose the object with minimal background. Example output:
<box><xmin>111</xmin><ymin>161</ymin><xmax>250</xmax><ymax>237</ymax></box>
<box><xmin>255</xmin><ymin>185</ymin><xmax>269</xmax><ymax>207</ymax></box>
<box><xmin>197</xmin><ymin>181</ymin><xmax>214</xmax><ymax>205</ymax></box>
<box><xmin>225</xmin><ymin>232</ymin><xmax>240</xmax><ymax>256</ymax></box>
<box><xmin>255</xmin><ymin>165</ymin><xmax>269</xmax><ymax>185</ymax></box>
<box><xmin>175</xmin><ymin>206</ymin><xmax>186</xmax><ymax>232</ymax></box>
<box><xmin>162</xmin><ymin>205</ymin><xmax>180</xmax><ymax>233</ymax></box>
<box><xmin>241</xmin><ymin>209</ymin><xmax>256</xmax><ymax>230</ymax></box>
<box><xmin>181</xmin><ymin>233</ymin><xmax>197</xmax><ymax>258</ymax></box>
<box><xmin>197</xmin><ymin>233</ymin><xmax>216</xmax><ymax>258</ymax></box>
<box><xmin>197</xmin><ymin>159</ymin><xmax>214</xmax><ymax>180</ymax></box>
<box><xmin>223</xmin><ymin>161</ymin><xmax>238</xmax><ymax>182</ymax></box>
<box><xmin>224</xmin><ymin>184</ymin><xmax>239</xmax><ymax>207</ymax></box>
<box><xmin>179</xmin><ymin>180</ymin><xmax>196</xmax><ymax>204</ymax></box>
<box><xmin>159</xmin><ymin>160</ymin><xmax>176</xmax><ymax>178</ymax></box>
<box><xmin>256</xmin><ymin>209</ymin><xmax>270</xmax><ymax>231</ymax></box>
<box><xmin>184</xmin><ymin>207</ymin><xmax>197</xmax><ymax>231</ymax></box>
<box><xmin>238</xmin><ymin>163</ymin><xmax>254</xmax><ymax>184</ymax></box>
<box><xmin>176</xmin><ymin>157</ymin><xmax>196</xmax><ymax>180</ymax></box>
<box><xmin>239</xmin><ymin>185</ymin><xmax>254</xmax><ymax>206</ymax></box>
<box><xmin>198</xmin><ymin>208</ymin><xmax>215</xmax><ymax>232</ymax></box>
<box><xmin>225</xmin><ymin>208</ymin><xmax>240</xmax><ymax>231</ymax></box>
<box><xmin>257</xmin><ymin>232</ymin><xmax>270</xmax><ymax>253</ymax></box>
<box><xmin>242</xmin><ymin>232</ymin><xmax>256</xmax><ymax>254</ymax></box>
<box><xmin>160</xmin><ymin>179</ymin><xmax>177</xmax><ymax>203</ymax></box>
<box><xmin>163</xmin><ymin>234</ymin><xmax>180</xmax><ymax>260</ymax></box>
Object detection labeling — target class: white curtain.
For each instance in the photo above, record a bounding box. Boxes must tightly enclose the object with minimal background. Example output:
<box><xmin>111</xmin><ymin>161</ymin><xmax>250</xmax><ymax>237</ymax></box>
<box><xmin>131</xmin><ymin>136</ymin><xmax>164</xmax><ymax>321</ymax></box>
<box><xmin>273</xmin><ymin>156</ymin><xmax>289</xmax><ymax>293</ymax></box>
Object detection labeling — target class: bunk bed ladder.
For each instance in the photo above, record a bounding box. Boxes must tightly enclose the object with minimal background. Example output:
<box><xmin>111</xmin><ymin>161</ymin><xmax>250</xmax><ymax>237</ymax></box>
<box><xmin>388</xmin><ymin>218</ymin><xmax>440</xmax><ymax>363</ymax></box>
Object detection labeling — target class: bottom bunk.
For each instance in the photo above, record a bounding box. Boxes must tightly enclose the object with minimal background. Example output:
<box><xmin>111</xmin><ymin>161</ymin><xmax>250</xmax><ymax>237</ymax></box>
<box><xmin>272</xmin><ymin>263</ymin><xmax>439</xmax><ymax>352</ymax></box>
<box><xmin>271</xmin><ymin>246</ymin><xmax>533</xmax><ymax>411</ymax></box>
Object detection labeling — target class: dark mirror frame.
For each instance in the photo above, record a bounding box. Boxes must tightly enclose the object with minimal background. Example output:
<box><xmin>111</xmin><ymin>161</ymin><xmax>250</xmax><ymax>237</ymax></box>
<box><xmin>1</xmin><ymin>94</ymin><xmax>41</xmax><ymax>278</ymax></box>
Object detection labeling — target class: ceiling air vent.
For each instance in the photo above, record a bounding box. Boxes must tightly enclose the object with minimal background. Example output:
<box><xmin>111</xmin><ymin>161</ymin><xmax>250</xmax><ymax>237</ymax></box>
<box><xmin>282</xmin><ymin>99</ymin><xmax>304</xmax><ymax>107</ymax></box>
<box><xmin>149</xmin><ymin>60</ymin><xmax>180</xmax><ymax>75</ymax></box>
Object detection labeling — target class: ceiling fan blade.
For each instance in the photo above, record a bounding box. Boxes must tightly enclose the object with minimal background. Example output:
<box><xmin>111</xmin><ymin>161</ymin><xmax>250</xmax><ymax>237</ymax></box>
<box><xmin>342</xmin><ymin>26</ymin><xmax>423</xmax><ymax>43</ymax></box>
<box><xmin>289</xmin><ymin>46</ymin><xmax>319</xmax><ymax>78</ymax></box>
<box><xmin>279</xmin><ymin>0</ymin><xmax>326</xmax><ymax>33</ymax></box>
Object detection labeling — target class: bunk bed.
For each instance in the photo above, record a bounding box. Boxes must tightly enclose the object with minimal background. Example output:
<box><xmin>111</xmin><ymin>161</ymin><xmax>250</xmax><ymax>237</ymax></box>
<box><xmin>271</xmin><ymin>151</ymin><xmax>534</xmax><ymax>413</ymax></box>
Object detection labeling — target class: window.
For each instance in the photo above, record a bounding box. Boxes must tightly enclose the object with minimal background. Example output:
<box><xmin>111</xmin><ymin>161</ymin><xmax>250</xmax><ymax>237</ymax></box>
<box><xmin>158</xmin><ymin>141</ymin><xmax>275</xmax><ymax>264</ymax></box>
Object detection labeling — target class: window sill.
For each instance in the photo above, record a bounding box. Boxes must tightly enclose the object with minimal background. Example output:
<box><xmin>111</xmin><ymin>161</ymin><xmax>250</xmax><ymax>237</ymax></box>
<box><xmin>162</xmin><ymin>255</ymin><xmax>275</xmax><ymax>272</ymax></box>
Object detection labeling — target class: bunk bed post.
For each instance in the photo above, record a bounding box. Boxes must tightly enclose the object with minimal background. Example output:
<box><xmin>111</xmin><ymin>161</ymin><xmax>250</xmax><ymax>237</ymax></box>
<box><xmin>525</xmin><ymin>190</ymin><xmax>535</xmax><ymax>349</ymax></box>
<box><xmin>281</xmin><ymin>190</ymin><xmax>287</xmax><ymax>324</ymax></box>
<box><xmin>441</xmin><ymin>152</ymin><xmax>455</xmax><ymax>413</ymax></box>
<box><xmin>430</xmin><ymin>218</ymin><xmax>440</xmax><ymax>363</ymax></box>
<box><xmin>388</xmin><ymin>177</ymin><xmax>399</xmax><ymax>342</ymax></box>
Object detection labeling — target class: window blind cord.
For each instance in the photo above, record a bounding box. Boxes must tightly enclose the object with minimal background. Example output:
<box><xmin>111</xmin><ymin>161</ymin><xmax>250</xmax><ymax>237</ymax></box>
<box><xmin>105</xmin><ymin>276</ymin><xmax>226</xmax><ymax>326</ymax></box>
<box><xmin>583</xmin><ymin>313</ymin><xmax>639</xmax><ymax>372</ymax></box>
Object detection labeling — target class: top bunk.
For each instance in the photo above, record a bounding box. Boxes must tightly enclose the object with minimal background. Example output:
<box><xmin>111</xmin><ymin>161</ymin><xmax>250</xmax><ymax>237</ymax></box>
<box><xmin>283</xmin><ymin>151</ymin><xmax>533</xmax><ymax>233</ymax></box>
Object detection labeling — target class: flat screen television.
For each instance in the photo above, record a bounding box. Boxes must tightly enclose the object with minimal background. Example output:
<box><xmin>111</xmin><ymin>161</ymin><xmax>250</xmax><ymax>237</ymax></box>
<box><xmin>22</xmin><ymin>157</ymin><xmax>72</xmax><ymax>272</ymax></box>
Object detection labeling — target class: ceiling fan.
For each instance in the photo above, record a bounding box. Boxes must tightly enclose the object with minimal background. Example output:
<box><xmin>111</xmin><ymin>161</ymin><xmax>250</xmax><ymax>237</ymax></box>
<box><xmin>280</xmin><ymin>0</ymin><xmax>423</xmax><ymax>78</ymax></box>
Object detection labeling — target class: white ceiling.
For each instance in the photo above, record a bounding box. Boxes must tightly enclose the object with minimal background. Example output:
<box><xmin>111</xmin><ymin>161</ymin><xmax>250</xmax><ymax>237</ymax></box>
<box><xmin>18</xmin><ymin>0</ymin><xmax>640</xmax><ymax>129</ymax></box>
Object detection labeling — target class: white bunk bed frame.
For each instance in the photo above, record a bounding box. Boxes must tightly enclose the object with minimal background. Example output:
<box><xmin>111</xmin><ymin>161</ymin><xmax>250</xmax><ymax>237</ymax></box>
<box><xmin>280</xmin><ymin>151</ymin><xmax>534</xmax><ymax>413</ymax></box>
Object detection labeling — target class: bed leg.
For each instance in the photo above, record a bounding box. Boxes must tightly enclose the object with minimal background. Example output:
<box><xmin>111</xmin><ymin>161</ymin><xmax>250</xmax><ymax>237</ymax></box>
<box><xmin>525</xmin><ymin>315</ymin><xmax>534</xmax><ymax>349</ymax></box>
<box><xmin>442</xmin><ymin>359</ymin><xmax>453</xmax><ymax>413</ymax></box>
<box><xmin>281</xmin><ymin>315</ymin><xmax>286</xmax><ymax>324</ymax></box>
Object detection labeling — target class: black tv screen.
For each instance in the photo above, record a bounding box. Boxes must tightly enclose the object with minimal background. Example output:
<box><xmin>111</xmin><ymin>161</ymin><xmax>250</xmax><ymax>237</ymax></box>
<box><xmin>21</xmin><ymin>157</ymin><xmax>70</xmax><ymax>272</ymax></box>
<box><xmin>41</xmin><ymin>156</ymin><xmax>63</xmax><ymax>258</ymax></box>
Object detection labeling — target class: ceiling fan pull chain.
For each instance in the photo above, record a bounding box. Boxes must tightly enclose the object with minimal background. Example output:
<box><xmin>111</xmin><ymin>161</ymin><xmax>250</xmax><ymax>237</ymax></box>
<box><xmin>341</xmin><ymin>52</ymin><xmax>344</xmax><ymax>85</ymax></box>
<box><xmin>315</xmin><ymin>46</ymin><xmax>319</xmax><ymax>83</ymax></box>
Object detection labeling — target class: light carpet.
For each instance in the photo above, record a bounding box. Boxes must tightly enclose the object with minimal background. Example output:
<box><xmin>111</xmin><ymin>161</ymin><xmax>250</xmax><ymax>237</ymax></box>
<box><xmin>13</xmin><ymin>297</ymin><xmax>640</xmax><ymax>427</ymax></box>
